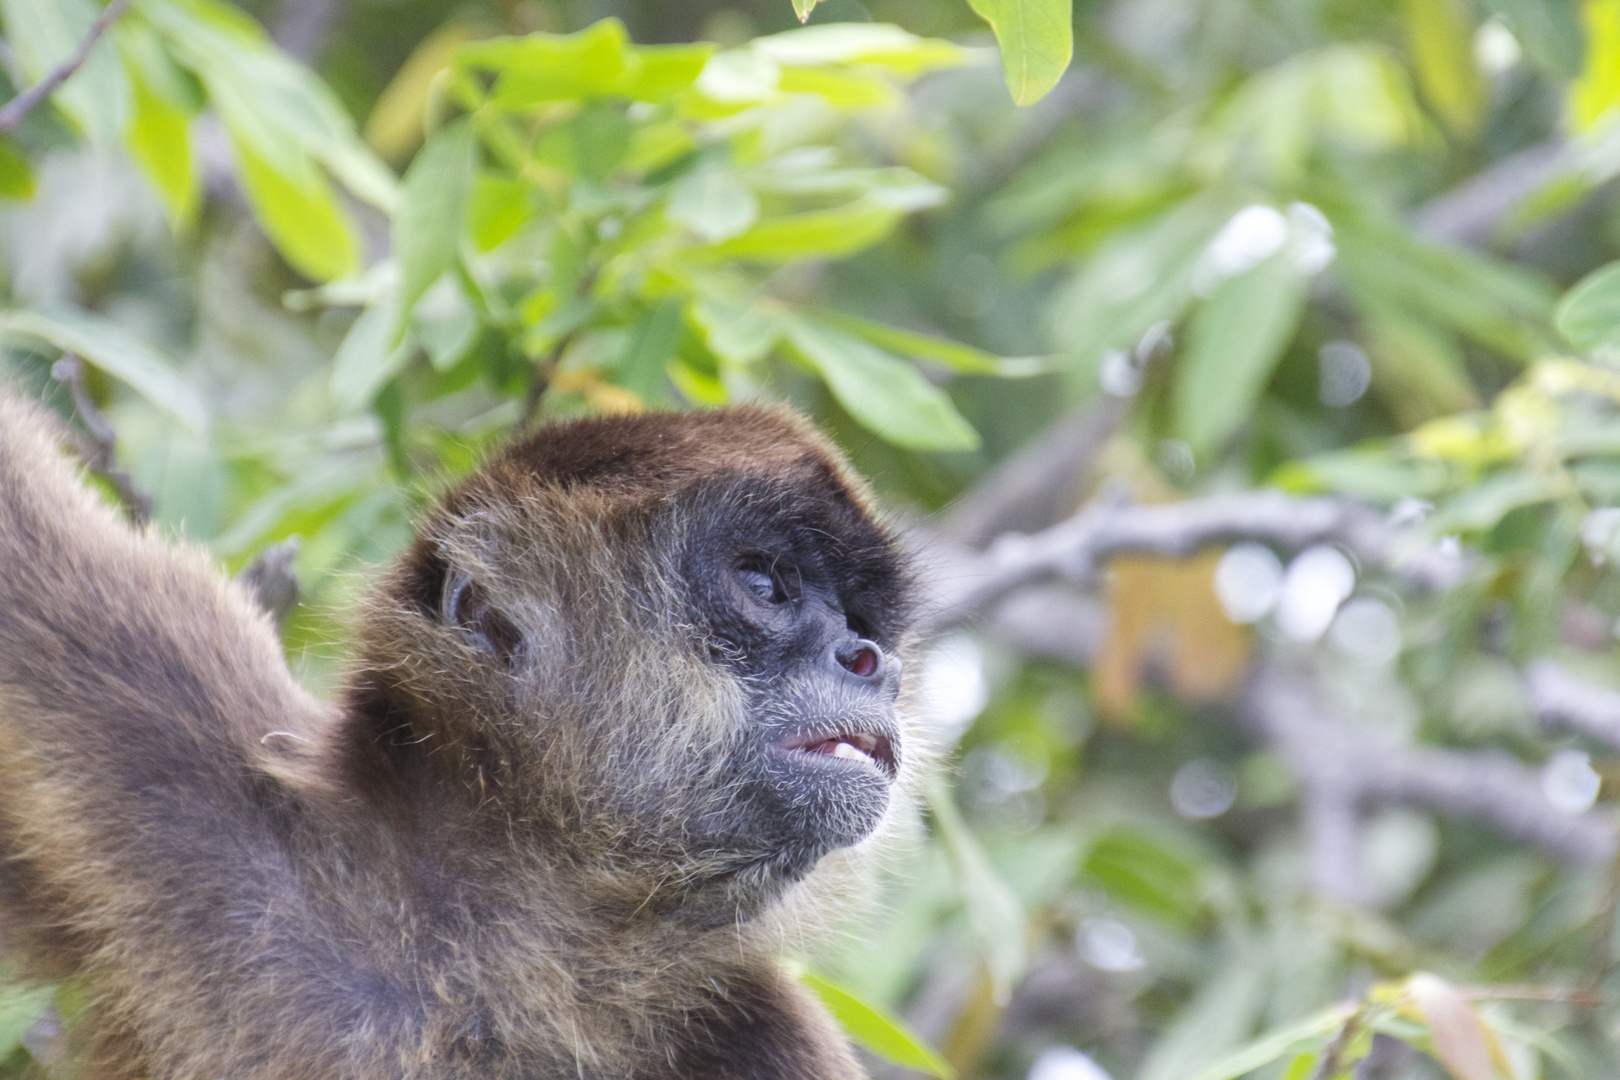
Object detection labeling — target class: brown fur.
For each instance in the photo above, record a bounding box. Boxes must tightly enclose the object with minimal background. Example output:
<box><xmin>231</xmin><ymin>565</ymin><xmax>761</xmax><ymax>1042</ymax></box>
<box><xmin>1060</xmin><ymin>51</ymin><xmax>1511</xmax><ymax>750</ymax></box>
<box><xmin>0</xmin><ymin>394</ymin><xmax>919</xmax><ymax>1079</ymax></box>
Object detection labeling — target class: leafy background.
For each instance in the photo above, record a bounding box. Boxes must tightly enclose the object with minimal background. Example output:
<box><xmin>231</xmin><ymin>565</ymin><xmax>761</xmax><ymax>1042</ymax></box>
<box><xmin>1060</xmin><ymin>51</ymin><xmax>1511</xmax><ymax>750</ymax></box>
<box><xmin>7</xmin><ymin>0</ymin><xmax>1620</xmax><ymax>1078</ymax></box>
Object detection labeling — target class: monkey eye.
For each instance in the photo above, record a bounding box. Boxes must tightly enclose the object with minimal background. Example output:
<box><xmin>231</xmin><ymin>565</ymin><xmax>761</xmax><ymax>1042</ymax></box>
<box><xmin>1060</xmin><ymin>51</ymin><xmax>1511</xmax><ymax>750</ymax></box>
<box><xmin>735</xmin><ymin>555</ymin><xmax>798</xmax><ymax>605</ymax></box>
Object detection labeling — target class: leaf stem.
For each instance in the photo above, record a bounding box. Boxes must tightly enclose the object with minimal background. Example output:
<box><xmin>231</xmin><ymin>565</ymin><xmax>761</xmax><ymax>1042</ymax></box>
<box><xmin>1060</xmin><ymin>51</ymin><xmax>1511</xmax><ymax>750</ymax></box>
<box><xmin>0</xmin><ymin>0</ymin><xmax>133</xmax><ymax>135</ymax></box>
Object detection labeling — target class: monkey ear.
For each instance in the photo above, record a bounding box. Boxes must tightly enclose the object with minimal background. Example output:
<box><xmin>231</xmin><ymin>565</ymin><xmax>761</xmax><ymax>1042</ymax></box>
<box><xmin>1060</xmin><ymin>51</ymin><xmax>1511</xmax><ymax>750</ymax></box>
<box><xmin>440</xmin><ymin>566</ymin><xmax>524</xmax><ymax>665</ymax></box>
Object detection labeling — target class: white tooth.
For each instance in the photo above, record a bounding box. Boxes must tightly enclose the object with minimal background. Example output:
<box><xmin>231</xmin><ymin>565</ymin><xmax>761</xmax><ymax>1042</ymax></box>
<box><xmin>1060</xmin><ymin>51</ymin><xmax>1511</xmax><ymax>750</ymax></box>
<box><xmin>831</xmin><ymin>741</ymin><xmax>875</xmax><ymax>765</ymax></box>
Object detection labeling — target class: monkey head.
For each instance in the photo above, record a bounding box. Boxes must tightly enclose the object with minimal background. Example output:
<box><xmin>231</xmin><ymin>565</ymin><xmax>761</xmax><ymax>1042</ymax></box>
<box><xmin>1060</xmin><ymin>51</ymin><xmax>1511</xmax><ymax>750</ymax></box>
<box><xmin>354</xmin><ymin>407</ymin><xmax>914</xmax><ymax>922</ymax></box>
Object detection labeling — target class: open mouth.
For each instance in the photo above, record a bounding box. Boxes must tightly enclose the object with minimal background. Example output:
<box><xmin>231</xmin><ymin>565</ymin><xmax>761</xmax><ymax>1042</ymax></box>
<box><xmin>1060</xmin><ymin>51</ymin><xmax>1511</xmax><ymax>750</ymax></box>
<box><xmin>779</xmin><ymin>730</ymin><xmax>898</xmax><ymax>778</ymax></box>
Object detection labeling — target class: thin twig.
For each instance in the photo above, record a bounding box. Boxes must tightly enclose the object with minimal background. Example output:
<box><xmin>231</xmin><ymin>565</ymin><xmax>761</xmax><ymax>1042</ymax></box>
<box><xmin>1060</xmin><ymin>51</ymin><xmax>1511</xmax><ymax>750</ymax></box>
<box><xmin>1310</xmin><ymin>1003</ymin><xmax>1367</xmax><ymax>1080</ymax></box>
<box><xmin>1457</xmin><ymin>984</ymin><xmax>1606</xmax><ymax>1006</ymax></box>
<box><xmin>0</xmin><ymin>0</ymin><xmax>132</xmax><ymax>135</ymax></box>
<box><xmin>50</xmin><ymin>355</ymin><xmax>151</xmax><ymax>525</ymax></box>
<box><xmin>520</xmin><ymin>333</ymin><xmax>577</xmax><ymax>430</ymax></box>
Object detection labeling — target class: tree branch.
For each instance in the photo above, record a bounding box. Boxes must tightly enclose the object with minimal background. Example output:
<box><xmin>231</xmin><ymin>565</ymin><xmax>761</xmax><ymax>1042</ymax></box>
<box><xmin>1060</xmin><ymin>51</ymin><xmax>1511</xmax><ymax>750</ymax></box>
<box><xmin>50</xmin><ymin>355</ymin><xmax>150</xmax><ymax>525</ymax></box>
<box><xmin>1411</xmin><ymin>139</ymin><xmax>1572</xmax><ymax>247</ymax></box>
<box><xmin>271</xmin><ymin>0</ymin><xmax>340</xmax><ymax>63</ymax></box>
<box><xmin>938</xmin><ymin>396</ymin><xmax>1126</xmax><ymax>546</ymax></box>
<box><xmin>1246</xmin><ymin>669</ymin><xmax>1618</xmax><ymax>903</ymax></box>
<box><xmin>1525</xmin><ymin>660</ymin><xmax>1620</xmax><ymax>751</ymax></box>
<box><xmin>0</xmin><ymin>0</ymin><xmax>132</xmax><ymax>135</ymax></box>
<box><xmin>920</xmin><ymin>489</ymin><xmax>1467</xmax><ymax>632</ymax></box>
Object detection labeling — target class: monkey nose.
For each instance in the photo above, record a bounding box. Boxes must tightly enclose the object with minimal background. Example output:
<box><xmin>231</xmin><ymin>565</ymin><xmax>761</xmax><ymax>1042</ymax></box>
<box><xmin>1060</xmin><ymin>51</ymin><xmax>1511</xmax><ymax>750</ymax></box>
<box><xmin>835</xmin><ymin>638</ymin><xmax>885</xmax><ymax>680</ymax></box>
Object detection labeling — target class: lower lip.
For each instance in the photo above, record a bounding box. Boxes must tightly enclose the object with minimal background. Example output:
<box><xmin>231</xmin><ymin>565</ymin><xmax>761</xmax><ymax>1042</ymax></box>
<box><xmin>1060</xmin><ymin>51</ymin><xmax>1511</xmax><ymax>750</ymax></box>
<box><xmin>774</xmin><ymin>738</ymin><xmax>895</xmax><ymax>778</ymax></box>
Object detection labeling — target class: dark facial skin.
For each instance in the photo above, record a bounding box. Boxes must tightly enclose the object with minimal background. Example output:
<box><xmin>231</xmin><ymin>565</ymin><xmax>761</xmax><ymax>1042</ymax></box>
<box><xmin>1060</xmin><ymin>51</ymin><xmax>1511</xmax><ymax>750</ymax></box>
<box><xmin>675</xmin><ymin>477</ymin><xmax>907</xmax><ymax>885</ymax></box>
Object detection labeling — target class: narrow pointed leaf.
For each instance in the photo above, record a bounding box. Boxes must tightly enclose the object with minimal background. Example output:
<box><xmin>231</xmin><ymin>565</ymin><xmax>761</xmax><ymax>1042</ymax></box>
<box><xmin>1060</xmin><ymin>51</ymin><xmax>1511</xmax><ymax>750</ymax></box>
<box><xmin>800</xmin><ymin>973</ymin><xmax>954</xmax><ymax>1079</ymax></box>
<box><xmin>229</xmin><ymin>134</ymin><xmax>358</xmax><ymax>283</ymax></box>
<box><xmin>1174</xmin><ymin>252</ymin><xmax>1309</xmax><ymax>456</ymax></box>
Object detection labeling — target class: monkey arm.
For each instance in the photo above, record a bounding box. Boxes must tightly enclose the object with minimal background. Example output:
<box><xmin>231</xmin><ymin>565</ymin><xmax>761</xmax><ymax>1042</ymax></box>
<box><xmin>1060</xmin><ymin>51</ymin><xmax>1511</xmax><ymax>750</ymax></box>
<box><xmin>0</xmin><ymin>393</ymin><xmax>392</xmax><ymax>1074</ymax></box>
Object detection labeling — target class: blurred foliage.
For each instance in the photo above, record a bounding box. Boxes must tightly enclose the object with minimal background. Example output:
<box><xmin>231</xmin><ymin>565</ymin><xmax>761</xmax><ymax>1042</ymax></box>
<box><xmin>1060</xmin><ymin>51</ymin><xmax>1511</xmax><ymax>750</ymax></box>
<box><xmin>8</xmin><ymin>0</ymin><xmax>1620</xmax><ymax>1077</ymax></box>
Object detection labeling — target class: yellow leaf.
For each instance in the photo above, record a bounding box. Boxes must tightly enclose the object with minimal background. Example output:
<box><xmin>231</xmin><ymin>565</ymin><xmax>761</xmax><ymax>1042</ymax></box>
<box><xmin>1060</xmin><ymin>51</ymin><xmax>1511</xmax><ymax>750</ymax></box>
<box><xmin>549</xmin><ymin>369</ymin><xmax>645</xmax><ymax>414</ymax></box>
<box><xmin>1095</xmin><ymin>552</ymin><xmax>1250</xmax><ymax>724</ymax></box>
<box><xmin>126</xmin><ymin>69</ymin><xmax>198</xmax><ymax>227</ymax></box>
<box><xmin>229</xmin><ymin>136</ymin><xmax>358</xmax><ymax>283</ymax></box>
<box><xmin>1401</xmin><ymin>0</ymin><xmax>1486</xmax><ymax>134</ymax></box>
<box><xmin>364</xmin><ymin>22</ymin><xmax>480</xmax><ymax>162</ymax></box>
<box><xmin>1406</xmin><ymin>415</ymin><xmax>1516</xmax><ymax>462</ymax></box>
<box><xmin>1571</xmin><ymin>0</ymin><xmax>1620</xmax><ymax>131</ymax></box>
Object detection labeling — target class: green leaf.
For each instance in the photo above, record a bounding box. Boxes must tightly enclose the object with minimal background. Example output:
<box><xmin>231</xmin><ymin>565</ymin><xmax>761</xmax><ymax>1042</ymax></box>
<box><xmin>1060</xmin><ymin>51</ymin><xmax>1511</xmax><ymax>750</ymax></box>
<box><xmin>925</xmin><ymin>775</ymin><xmax>1025</xmax><ymax>998</ymax></box>
<box><xmin>750</xmin><ymin>23</ymin><xmax>963</xmax><ymax>74</ymax></box>
<box><xmin>1081</xmin><ymin>828</ymin><xmax>1207</xmax><ymax>928</ymax></box>
<box><xmin>0</xmin><ymin>307</ymin><xmax>206</xmax><ymax>431</ymax></box>
<box><xmin>0</xmin><ymin>983</ymin><xmax>54</xmax><ymax>1057</ymax></box>
<box><xmin>1174</xmin><ymin>252</ymin><xmax>1310</xmax><ymax>456</ymax></box>
<box><xmin>1427</xmin><ymin>470</ymin><xmax>1563</xmax><ymax>533</ymax></box>
<box><xmin>690</xmin><ymin>298</ymin><xmax>782</xmax><ymax>365</ymax></box>
<box><xmin>1139</xmin><ymin>953</ymin><xmax>1269</xmax><ymax>1080</ymax></box>
<box><xmin>616</xmin><ymin>300</ymin><xmax>682</xmax><ymax>402</ymax></box>
<box><xmin>395</xmin><ymin>119</ymin><xmax>477</xmax><ymax>315</ymax></box>
<box><xmin>125</xmin><ymin>64</ymin><xmax>198</xmax><ymax>226</ymax></box>
<box><xmin>468</xmin><ymin>171</ymin><xmax>533</xmax><ymax>252</ymax></box>
<box><xmin>620</xmin><ymin>43</ymin><xmax>715</xmax><ymax>102</ymax></box>
<box><xmin>1051</xmin><ymin>193</ymin><xmax>1234</xmax><ymax>375</ymax></box>
<box><xmin>964</xmin><ymin>0</ymin><xmax>1072</xmax><ymax>105</ymax></box>
<box><xmin>0</xmin><ymin>138</ymin><xmax>34</xmax><ymax>199</ymax></box>
<box><xmin>144</xmin><ymin>0</ymin><xmax>398</xmax><ymax>213</ymax></box>
<box><xmin>1555</xmin><ymin>260</ymin><xmax>1620</xmax><ymax>349</ymax></box>
<box><xmin>460</xmin><ymin>20</ymin><xmax>633</xmax><ymax>106</ymax></box>
<box><xmin>1183</xmin><ymin>1004</ymin><xmax>1356</xmax><ymax>1080</ymax></box>
<box><xmin>229</xmin><ymin>133</ymin><xmax>359</xmax><ymax>283</ymax></box>
<box><xmin>1480</xmin><ymin>0</ymin><xmax>1582</xmax><ymax>77</ymax></box>
<box><xmin>786</xmin><ymin>321</ymin><xmax>980</xmax><ymax>451</ymax></box>
<box><xmin>701</xmin><ymin>199</ymin><xmax>904</xmax><ymax>261</ymax></box>
<box><xmin>331</xmin><ymin>297</ymin><xmax>412</xmax><ymax>414</ymax></box>
<box><xmin>668</xmin><ymin>166</ymin><xmax>759</xmax><ymax>244</ymax></box>
<box><xmin>0</xmin><ymin>0</ymin><xmax>128</xmax><ymax>144</ymax></box>
<box><xmin>414</xmin><ymin>277</ymin><xmax>479</xmax><ymax>371</ymax></box>
<box><xmin>819</xmin><ymin>311</ymin><xmax>1047</xmax><ymax>376</ymax></box>
<box><xmin>791</xmin><ymin>0</ymin><xmax>819</xmax><ymax>22</ymax></box>
<box><xmin>800</xmin><ymin>973</ymin><xmax>955</xmax><ymax>1079</ymax></box>
<box><xmin>533</xmin><ymin>102</ymin><xmax>631</xmax><ymax>183</ymax></box>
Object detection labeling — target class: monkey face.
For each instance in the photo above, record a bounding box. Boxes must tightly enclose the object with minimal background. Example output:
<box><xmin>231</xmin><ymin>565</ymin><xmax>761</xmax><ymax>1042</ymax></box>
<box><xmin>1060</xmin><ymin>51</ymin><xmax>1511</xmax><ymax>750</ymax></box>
<box><xmin>671</xmin><ymin>474</ymin><xmax>911</xmax><ymax>889</ymax></box>
<box><xmin>382</xmin><ymin>410</ymin><xmax>912</xmax><ymax>914</ymax></box>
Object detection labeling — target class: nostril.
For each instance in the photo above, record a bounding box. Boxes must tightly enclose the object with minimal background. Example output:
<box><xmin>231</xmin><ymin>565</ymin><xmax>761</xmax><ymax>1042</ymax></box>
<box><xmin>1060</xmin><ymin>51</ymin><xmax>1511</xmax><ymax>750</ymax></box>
<box><xmin>837</xmin><ymin>639</ymin><xmax>883</xmax><ymax>679</ymax></box>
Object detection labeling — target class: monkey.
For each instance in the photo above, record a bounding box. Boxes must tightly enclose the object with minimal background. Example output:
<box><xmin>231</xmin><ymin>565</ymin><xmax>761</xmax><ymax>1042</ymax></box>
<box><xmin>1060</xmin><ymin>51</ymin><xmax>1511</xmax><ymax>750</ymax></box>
<box><xmin>0</xmin><ymin>389</ymin><xmax>919</xmax><ymax>1079</ymax></box>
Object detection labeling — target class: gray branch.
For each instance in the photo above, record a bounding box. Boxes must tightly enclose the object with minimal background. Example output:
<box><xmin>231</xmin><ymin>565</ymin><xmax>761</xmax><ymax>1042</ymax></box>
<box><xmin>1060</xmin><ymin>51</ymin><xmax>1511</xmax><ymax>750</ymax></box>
<box><xmin>1246</xmin><ymin>669</ymin><xmax>1618</xmax><ymax>903</ymax></box>
<box><xmin>939</xmin><ymin>397</ymin><xmax>1126</xmax><ymax>546</ymax></box>
<box><xmin>51</xmin><ymin>354</ymin><xmax>150</xmax><ymax>525</ymax></box>
<box><xmin>271</xmin><ymin>0</ymin><xmax>340</xmax><ymax>63</ymax></box>
<box><xmin>1412</xmin><ymin>140</ymin><xmax>1572</xmax><ymax>247</ymax></box>
<box><xmin>0</xmin><ymin>0</ymin><xmax>131</xmax><ymax>135</ymax></box>
<box><xmin>1526</xmin><ymin>660</ymin><xmax>1620</xmax><ymax>752</ymax></box>
<box><xmin>921</xmin><ymin>489</ymin><xmax>1466</xmax><ymax>632</ymax></box>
